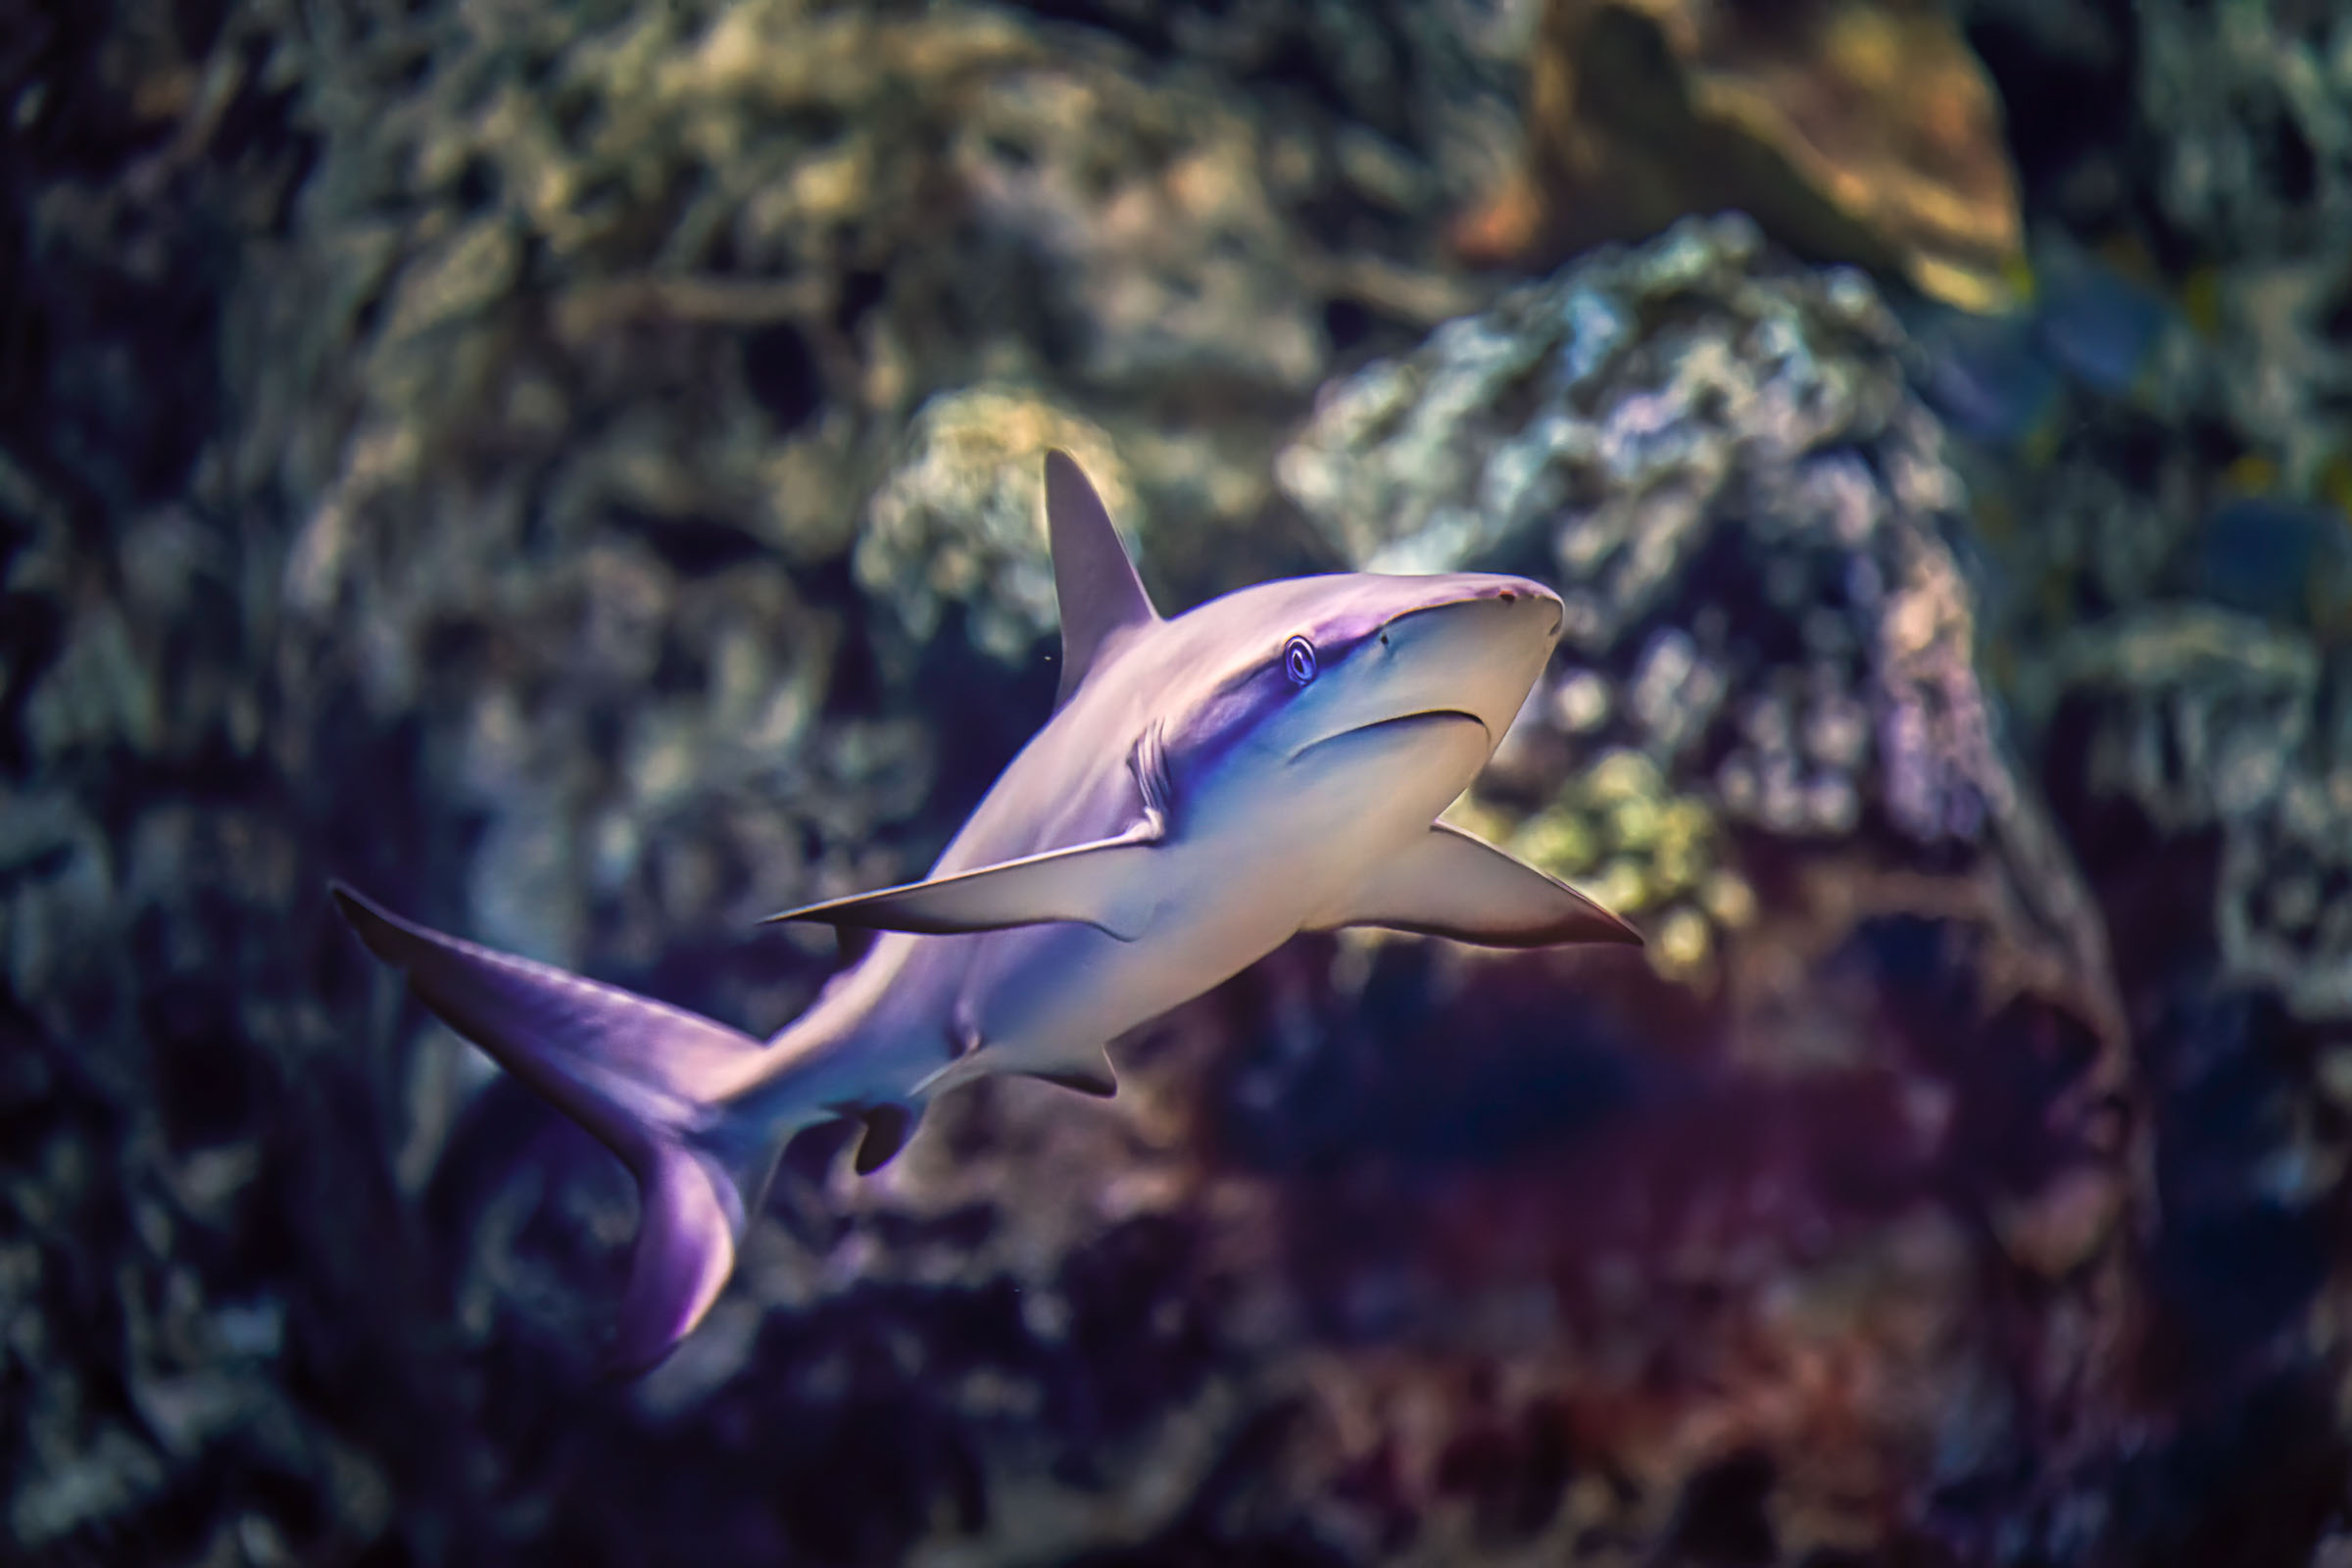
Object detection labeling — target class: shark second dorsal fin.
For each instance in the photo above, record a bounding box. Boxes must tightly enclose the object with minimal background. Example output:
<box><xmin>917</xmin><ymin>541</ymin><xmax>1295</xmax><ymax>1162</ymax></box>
<box><xmin>1045</xmin><ymin>450</ymin><xmax>1157</xmax><ymax>708</ymax></box>
<box><xmin>1308</xmin><ymin>821</ymin><xmax>1644</xmax><ymax>949</ymax></box>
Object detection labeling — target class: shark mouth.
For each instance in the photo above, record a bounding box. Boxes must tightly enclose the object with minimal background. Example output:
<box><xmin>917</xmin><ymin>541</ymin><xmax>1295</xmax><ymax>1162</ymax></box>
<box><xmin>1290</xmin><ymin>708</ymin><xmax>1489</xmax><ymax>762</ymax></box>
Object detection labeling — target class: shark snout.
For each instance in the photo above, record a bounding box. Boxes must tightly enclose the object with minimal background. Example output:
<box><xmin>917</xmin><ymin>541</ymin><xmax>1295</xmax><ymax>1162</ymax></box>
<box><xmin>1482</xmin><ymin>576</ymin><xmax>1565</xmax><ymax>641</ymax></box>
<box><xmin>1320</xmin><ymin>574</ymin><xmax>1565</xmax><ymax>751</ymax></box>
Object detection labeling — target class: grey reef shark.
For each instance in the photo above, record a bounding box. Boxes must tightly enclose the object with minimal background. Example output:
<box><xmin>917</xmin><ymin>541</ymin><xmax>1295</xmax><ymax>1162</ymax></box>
<box><xmin>332</xmin><ymin>452</ymin><xmax>1642</xmax><ymax>1373</ymax></box>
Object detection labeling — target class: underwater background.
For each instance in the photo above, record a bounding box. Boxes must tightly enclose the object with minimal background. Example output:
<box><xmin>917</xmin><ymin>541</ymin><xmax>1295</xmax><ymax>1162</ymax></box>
<box><xmin>7</xmin><ymin>0</ymin><xmax>2352</xmax><ymax>1562</ymax></box>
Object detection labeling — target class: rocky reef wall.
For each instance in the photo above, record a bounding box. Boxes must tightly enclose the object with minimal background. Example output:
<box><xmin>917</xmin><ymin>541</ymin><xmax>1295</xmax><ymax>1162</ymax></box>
<box><xmin>6</xmin><ymin>1</ymin><xmax>2352</xmax><ymax>1564</ymax></box>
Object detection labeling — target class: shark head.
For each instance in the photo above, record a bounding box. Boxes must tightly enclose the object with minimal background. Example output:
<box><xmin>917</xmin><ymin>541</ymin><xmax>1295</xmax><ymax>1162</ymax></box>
<box><xmin>1169</xmin><ymin>570</ymin><xmax>1560</xmax><ymax>755</ymax></box>
<box><xmin>1135</xmin><ymin>571</ymin><xmax>1563</xmax><ymax>829</ymax></box>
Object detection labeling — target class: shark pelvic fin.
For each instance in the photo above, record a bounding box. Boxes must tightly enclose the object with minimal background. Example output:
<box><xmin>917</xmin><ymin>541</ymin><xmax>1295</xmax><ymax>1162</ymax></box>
<box><xmin>1045</xmin><ymin>449</ymin><xmax>1157</xmax><ymax>709</ymax></box>
<box><xmin>1308</xmin><ymin>821</ymin><xmax>1643</xmax><ymax>949</ymax></box>
<box><xmin>852</xmin><ymin>1102</ymin><xmax>919</xmax><ymax>1173</ymax></box>
<box><xmin>760</xmin><ymin>814</ymin><xmax>1165</xmax><ymax>941</ymax></box>
<box><xmin>330</xmin><ymin>882</ymin><xmax>789</xmax><ymax>1374</ymax></box>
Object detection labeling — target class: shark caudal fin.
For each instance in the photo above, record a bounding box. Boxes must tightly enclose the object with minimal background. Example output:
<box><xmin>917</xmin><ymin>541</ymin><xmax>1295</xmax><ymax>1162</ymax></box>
<box><xmin>330</xmin><ymin>882</ymin><xmax>786</xmax><ymax>1374</ymax></box>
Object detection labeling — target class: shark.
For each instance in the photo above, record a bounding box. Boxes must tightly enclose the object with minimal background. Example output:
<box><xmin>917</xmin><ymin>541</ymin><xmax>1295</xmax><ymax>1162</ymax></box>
<box><xmin>331</xmin><ymin>451</ymin><xmax>1641</xmax><ymax>1372</ymax></box>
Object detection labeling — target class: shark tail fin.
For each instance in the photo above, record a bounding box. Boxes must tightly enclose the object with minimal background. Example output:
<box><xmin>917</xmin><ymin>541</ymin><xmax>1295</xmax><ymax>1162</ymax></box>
<box><xmin>330</xmin><ymin>882</ymin><xmax>791</xmax><ymax>1375</ymax></box>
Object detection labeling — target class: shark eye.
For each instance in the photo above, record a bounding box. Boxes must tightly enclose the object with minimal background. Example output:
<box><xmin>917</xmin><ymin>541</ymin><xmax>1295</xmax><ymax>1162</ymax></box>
<box><xmin>1283</xmin><ymin>635</ymin><xmax>1318</xmax><ymax>686</ymax></box>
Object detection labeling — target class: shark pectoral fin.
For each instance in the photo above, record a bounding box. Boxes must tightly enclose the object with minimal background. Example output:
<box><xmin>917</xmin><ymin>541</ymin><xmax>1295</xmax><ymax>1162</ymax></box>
<box><xmin>759</xmin><ymin>823</ymin><xmax>1163</xmax><ymax>941</ymax></box>
<box><xmin>1311</xmin><ymin>821</ymin><xmax>1644</xmax><ymax>949</ymax></box>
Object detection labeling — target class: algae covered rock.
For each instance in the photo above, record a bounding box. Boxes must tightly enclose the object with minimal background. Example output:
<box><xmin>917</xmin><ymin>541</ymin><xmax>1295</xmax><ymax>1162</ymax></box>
<box><xmin>1251</xmin><ymin>229</ymin><xmax>2146</xmax><ymax>1556</ymax></box>
<box><xmin>1281</xmin><ymin>214</ymin><xmax>2119</xmax><ymax>1053</ymax></box>
<box><xmin>858</xmin><ymin>387</ymin><xmax>1139</xmax><ymax>662</ymax></box>
<box><xmin>242</xmin><ymin>0</ymin><xmax>1504</xmax><ymax>664</ymax></box>
<box><xmin>2128</xmin><ymin>0</ymin><xmax>2352</xmax><ymax>518</ymax></box>
<box><xmin>2137</xmin><ymin>0</ymin><xmax>2352</xmax><ymax>270</ymax></box>
<box><xmin>2035</xmin><ymin>607</ymin><xmax>2352</xmax><ymax>1023</ymax></box>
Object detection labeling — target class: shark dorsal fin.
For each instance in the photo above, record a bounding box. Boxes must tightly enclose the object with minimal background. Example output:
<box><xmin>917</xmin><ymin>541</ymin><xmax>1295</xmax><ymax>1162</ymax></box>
<box><xmin>1044</xmin><ymin>450</ymin><xmax>1156</xmax><ymax>709</ymax></box>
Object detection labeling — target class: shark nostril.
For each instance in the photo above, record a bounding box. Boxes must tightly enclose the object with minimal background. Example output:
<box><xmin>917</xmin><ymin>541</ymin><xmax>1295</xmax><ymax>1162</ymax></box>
<box><xmin>1496</xmin><ymin>587</ymin><xmax>1517</xmax><ymax>603</ymax></box>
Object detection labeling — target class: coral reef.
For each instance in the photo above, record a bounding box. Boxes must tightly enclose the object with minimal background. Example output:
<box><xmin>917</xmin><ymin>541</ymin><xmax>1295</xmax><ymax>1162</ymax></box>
<box><xmin>9</xmin><ymin>0</ymin><xmax>2352</xmax><ymax>1563</ymax></box>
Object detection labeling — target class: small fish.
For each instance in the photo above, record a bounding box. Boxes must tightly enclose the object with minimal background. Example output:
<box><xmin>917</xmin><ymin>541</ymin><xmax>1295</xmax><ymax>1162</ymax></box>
<box><xmin>1909</xmin><ymin>303</ymin><xmax>2065</xmax><ymax>449</ymax></box>
<box><xmin>333</xmin><ymin>452</ymin><xmax>1641</xmax><ymax>1372</ymax></box>
<box><xmin>1907</xmin><ymin>235</ymin><xmax>2180</xmax><ymax>453</ymax></box>
<box><xmin>2190</xmin><ymin>494</ymin><xmax>2352</xmax><ymax>633</ymax></box>
<box><xmin>2030</xmin><ymin>241</ymin><xmax>2174</xmax><ymax>398</ymax></box>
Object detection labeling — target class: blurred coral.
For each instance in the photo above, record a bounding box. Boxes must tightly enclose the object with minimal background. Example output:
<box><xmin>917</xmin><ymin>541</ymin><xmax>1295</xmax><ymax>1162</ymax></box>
<box><xmin>2033</xmin><ymin>608</ymin><xmax>2352</xmax><ymax>1023</ymax></box>
<box><xmin>858</xmin><ymin>386</ymin><xmax>1137</xmax><ymax>662</ymax></box>
<box><xmin>1455</xmin><ymin>0</ymin><xmax>2028</xmax><ymax>313</ymax></box>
